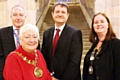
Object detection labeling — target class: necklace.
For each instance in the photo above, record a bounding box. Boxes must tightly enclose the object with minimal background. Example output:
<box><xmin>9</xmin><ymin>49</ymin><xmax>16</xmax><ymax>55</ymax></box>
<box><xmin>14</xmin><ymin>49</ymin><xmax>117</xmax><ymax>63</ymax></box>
<box><xmin>15</xmin><ymin>50</ymin><xmax>43</xmax><ymax>78</ymax></box>
<box><xmin>88</xmin><ymin>48</ymin><xmax>101</xmax><ymax>74</ymax></box>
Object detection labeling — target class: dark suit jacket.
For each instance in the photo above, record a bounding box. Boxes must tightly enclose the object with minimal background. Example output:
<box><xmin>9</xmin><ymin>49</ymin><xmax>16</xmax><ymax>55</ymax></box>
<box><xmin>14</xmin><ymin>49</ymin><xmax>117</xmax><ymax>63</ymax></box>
<box><xmin>83</xmin><ymin>38</ymin><xmax>120</xmax><ymax>80</ymax></box>
<box><xmin>0</xmin><ymin>26</ymin><xmax>40</xmax><ymax>80</ymax></box>
<box><xmin>0</xmin><ymin>26</ymin><xmax>16</xmax><ymax>80</ymax></box>
<box><xmin>41</xmin><ymin>24</ymin><xmax>83</xmax><ymax>80</ymax></box>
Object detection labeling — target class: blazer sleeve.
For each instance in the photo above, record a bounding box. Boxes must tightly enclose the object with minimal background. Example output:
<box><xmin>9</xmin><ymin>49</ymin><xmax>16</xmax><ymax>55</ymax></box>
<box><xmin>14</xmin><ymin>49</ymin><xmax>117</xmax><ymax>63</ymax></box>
<box><xmin>41</xmin><ymin>31</ymin><xmax>47</xmax><ymax>60</ymax></box>
<box><xmin>61</xmin><ymin>29</ymin><xmax>83</xmax><ymax>80</ymax></box>
<box><xmin>3</xmin><ymin>54</ymin><xmax>23</xmax><ymax>80</ymax></box>
<box><xmin>0</xmin><ymin>29</ymin><xmax>5</xmax><ymax>80</ymax></box>
<box><xmin>111</xmin><ymin>38</ymin><xmax>120</xmax><ymax>80</ymax></box>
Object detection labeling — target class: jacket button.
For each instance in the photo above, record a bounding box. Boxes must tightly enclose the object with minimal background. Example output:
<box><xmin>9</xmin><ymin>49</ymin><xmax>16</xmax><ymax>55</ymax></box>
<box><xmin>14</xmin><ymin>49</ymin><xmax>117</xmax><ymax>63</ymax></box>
<box><xmin>96</xmin><ymin>57</ymin><xmax>99</xmax><ymax>59</ymax></box>
<box><xmin>96</xmin><ymin>66</ymin><xmax>98</xmax><ymax>69</ymax></box>
<box><xmin>96</xmin><ymin>77</ymin><xmax>99</xmax><ymax>80</ymax></box>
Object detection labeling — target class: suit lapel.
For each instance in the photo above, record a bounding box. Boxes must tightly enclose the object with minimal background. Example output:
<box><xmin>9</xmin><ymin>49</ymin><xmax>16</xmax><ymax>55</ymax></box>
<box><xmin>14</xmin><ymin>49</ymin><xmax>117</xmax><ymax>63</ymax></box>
<box><xmin>49</xmin><ymin>27</ymin><xmax>55</xmax><ymax>57</ymax></box>
<box><xmin>54</xmin><ymin>24</ymin><xmax>68</xmax><ymax>53</ymax></box>
<box><xmin>89</xmin><ymin>41</ymin><xmax>109</xmax><ymax>57</ymax></box>
<box><xmin>97</xmin><ymin>41</ymin><xmax>109</xmax><ymax>56</ymax></box>
<box><xmin>9</xmin><ymin>26</ymin><xmax>16</xmax><ymax>49</ymax></box>
<box><xmin>50</xmin><ymin>27</ymin><xmax>55</xmax><ymax>45</ymax></box>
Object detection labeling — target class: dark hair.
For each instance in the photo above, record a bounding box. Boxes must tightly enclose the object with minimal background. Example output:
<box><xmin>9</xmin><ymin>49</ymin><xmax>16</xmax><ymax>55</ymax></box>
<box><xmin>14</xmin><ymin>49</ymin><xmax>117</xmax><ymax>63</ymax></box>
<box><xmin>52</xmin><ymin>2</ymin><xmax>69</xmax><ymax>13</ymax></box>
<box><xmin>89</xmin><ymin>12</ymin><xmax>116</xmax><ymax>43</ymax></box>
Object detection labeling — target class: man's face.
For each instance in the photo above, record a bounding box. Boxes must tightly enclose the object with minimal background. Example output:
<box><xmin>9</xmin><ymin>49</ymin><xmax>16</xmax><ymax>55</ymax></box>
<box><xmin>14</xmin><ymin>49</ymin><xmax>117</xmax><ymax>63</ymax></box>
<box><xmin>52</xmin><ymin>5</ymin><xmax>69</xmax><ymax>26</ymax></box>
<box><xmin>10</xmin><ymin>7</ymin><xmax>26</xmax><ymax>28</ymax></box>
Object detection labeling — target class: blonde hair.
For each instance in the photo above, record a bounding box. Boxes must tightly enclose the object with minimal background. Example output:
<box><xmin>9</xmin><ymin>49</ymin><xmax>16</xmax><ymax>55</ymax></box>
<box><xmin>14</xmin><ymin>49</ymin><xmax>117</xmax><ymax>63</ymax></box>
<box><xmin>20</xmin><ymin>24</ymin><xmax>40</xmax><ymax>39</ymax></box>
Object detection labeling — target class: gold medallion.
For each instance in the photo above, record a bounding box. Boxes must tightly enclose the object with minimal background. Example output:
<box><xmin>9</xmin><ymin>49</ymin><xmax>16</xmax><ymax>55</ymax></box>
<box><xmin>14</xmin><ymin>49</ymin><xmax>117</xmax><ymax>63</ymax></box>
<box><xmin>34</xmin><ymin>67</ymin><xmax>43</xmax><ymax>78</ymax></box>
<box><xmin>88</xmin><ymin>66</ymin><xmax>93</xmax><ymax>74</ymax></box>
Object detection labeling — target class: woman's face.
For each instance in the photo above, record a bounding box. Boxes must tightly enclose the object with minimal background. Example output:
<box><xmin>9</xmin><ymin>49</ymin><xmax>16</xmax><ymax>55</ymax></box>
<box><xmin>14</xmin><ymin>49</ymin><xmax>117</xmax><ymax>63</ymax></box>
<box><xmin>93</xmin><ymin>14</ymin><xmax>109</xmax><ymax>35</ymax></box>
<box><xmin>20</xmin><ymin>30</ymin><xmax>38</xmax><ymax>53</ymax></box>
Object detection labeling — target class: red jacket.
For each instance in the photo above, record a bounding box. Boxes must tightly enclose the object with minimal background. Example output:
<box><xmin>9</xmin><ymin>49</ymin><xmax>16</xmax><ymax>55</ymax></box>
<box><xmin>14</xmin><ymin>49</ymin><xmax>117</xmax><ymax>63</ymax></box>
<box><xmin>3</xmin><ymin>46</ymin><xmax>52</xmax><ymax>80</ymax></box>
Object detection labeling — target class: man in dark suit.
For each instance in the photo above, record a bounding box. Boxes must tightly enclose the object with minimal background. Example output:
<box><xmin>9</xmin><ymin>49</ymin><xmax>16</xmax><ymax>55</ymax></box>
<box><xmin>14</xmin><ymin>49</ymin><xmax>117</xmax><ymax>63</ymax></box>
<box><xmin>41</xmin><ymin>2</ymin><xmax>83</xmax><ymax>80</ymax></box>
<box><xmin>0</xmin><ymin>5</ymin><xmax>26</xmax><ymax>80</ymax></box>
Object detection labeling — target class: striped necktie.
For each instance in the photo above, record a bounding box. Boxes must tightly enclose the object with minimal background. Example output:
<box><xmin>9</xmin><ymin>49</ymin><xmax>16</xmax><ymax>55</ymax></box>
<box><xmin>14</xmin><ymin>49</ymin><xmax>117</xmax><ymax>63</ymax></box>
<box><xmin>16</xmin><ymin>29</ymin><xmax>20</xmax><ymax>48</ymax></box>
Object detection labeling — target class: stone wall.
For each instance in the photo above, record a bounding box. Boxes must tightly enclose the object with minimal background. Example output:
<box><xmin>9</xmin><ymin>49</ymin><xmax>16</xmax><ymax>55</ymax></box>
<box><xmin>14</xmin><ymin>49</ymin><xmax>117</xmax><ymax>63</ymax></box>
<box><xmin>1</xmin><ymin>0</ymin><xmax>120</xmax><ymax>38</ymax></box>
<box><xmin>79</xmin><ymin>0</ymin><xmax>120</xmax><ymax>38</ymax></box>
<box><xmin>95</xmin><ymin>0</ymin><xmax>120</xmax><ymax>38</ymax></box>
<box><xmin>0</xmin><ymin>0</ymin><xmax>38</xmax><ymax>28</ymax></box>
<box><xmin>80</xmin><ymin>0</ymin><xmax>95</xmax><ymax>18</ymax></box>
<box><xmin>0</xmin><ymin>1</ymin><xmax>8</xmax><ymax>27</ymax></box>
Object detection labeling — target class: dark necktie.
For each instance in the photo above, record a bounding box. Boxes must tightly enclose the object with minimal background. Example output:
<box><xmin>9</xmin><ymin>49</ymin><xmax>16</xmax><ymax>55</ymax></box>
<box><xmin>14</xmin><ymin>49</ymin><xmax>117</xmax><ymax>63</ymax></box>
<box><xmin>52</xmin><ymin>29</ymin><xmax>60</xmax><ymax>57</ymax></box>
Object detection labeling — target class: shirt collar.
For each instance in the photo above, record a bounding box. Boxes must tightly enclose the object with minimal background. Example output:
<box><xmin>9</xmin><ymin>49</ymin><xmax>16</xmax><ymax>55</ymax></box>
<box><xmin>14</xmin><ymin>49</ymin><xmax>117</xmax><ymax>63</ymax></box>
<box><xmin>54</xmin><ymin>23</ymin><xmax>65</xmax><ymax>31</ymax></box>
<box><xmin>13</xmin><ymin>25</ymin><xmax>17</xmax><ymax>30</ymax></box>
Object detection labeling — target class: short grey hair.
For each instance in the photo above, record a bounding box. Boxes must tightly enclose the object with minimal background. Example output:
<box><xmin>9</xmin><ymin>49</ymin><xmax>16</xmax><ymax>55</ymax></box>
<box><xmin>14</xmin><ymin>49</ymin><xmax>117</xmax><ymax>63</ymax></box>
<box><xmin>20</xmin><ymin>24</ymin><xmax>40</xmax><ymax>39</ymax></box>
<box><xmin>11</xmin><ymin>5</ymin><xmax>26</xmax><ymax>15</ymax></box>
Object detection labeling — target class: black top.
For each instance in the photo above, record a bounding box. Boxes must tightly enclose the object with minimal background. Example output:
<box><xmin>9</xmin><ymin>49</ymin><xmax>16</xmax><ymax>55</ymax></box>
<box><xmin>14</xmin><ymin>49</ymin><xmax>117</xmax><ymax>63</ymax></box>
<box><xmin>83</xmin><ymin>38</ymin><xmax>120</xmax><ymax>80</ymax></box>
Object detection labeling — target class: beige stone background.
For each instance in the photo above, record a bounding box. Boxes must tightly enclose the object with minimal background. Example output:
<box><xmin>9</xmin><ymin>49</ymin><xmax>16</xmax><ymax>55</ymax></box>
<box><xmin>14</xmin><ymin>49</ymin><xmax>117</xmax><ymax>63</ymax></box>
<box><xmin>0</xmin><ymin>0</ymin><xmax>120</xmax><ymax>38</ymax></box>
<box><xmin>0</xmin><ymin>0</ymin><xmax>38</xmax><ymax>27</ymax></box>
<box><xmin>95</xmin><ymin>0</ymin><xmax>120</xmax><ymax>38</ymax></box>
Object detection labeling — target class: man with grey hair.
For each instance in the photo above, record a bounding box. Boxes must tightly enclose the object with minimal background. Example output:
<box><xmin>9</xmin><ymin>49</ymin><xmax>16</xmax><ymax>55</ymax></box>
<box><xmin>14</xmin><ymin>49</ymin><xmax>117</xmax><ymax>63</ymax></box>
<box><xmin>0</xmin><ymin>5</ymin><xmax>26</xmax><ymax>80</ymax></box>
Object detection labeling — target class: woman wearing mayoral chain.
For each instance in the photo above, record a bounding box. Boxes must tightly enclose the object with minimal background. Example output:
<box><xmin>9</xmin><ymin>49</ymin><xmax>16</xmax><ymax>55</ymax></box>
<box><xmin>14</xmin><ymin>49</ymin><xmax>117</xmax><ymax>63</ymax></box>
<box><xmin>3</xmin><ymin>24</ymin><xmax>52</xmax><ymax>80</ymax></box>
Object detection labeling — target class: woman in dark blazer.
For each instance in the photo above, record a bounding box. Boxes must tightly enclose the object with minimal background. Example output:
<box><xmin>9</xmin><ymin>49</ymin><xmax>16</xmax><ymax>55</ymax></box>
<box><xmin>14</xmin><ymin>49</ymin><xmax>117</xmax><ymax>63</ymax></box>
<box><xmin>83</xmin><ymin>12</ymin><xmax>120</xmax><ymax>80</ymax></box>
